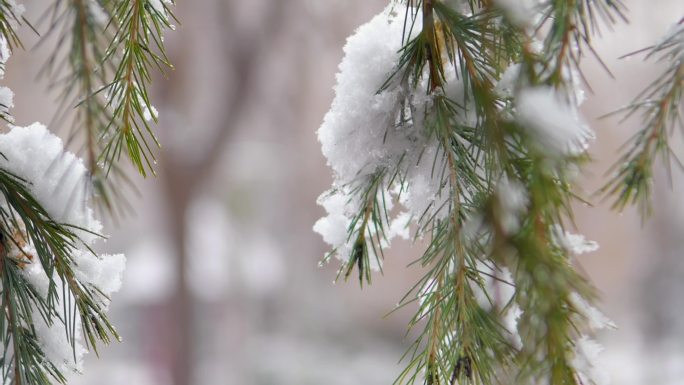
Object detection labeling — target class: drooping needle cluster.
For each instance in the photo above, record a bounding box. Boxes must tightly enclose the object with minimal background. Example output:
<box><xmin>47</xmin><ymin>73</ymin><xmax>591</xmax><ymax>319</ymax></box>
<box><xmin>315</xmin><ymin>1</ymin><xmax>626</xmax><ymax>384</ymax></box>
<box><xmin>0</xmin><ymin>1</ymin><xmax>174</xmax><ymax>384</ymax></box>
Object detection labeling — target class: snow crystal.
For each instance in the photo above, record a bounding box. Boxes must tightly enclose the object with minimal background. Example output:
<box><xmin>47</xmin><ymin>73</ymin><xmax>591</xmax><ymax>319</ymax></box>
<box><xmin>570</xmin><ymin>292</ymin><xmax>616</xmax><ymax>331</ymax></box>
<box><xmin>572</xmin><ymin>335</ymin><xmax>610</xmax><ymax>385</ymax></box>
<box><xmin>16</xmin><ymin>250</ymin><xmax>87</xmax><ymax>372</ymax></box>
<box><xmin>551</xmin><ymin>225</ymin><xmax>599</xmax><ymax>255</ymax></box>
<box><xmin>516</xmin><ymin>86</ymin><xmax>594</xmax><ymax>157</ymax></box>
<box><xmin>561</xmin><ymin>231</ymin><xmax>599</xmax><ymax>255</ymax></box>
<box><xmin>493</xmin><ymin>0</ymin><xmax>542</xmax><ymax>27</ymax></box>
<box><xmin>504</xmin><ymin>304</ymin><xmax>523</xmax><ymax>349</ymax></box>
<box><xmin>397</xmin><ymin>65</ymin><xmax>476</xmax><ymax>225</ymax></box>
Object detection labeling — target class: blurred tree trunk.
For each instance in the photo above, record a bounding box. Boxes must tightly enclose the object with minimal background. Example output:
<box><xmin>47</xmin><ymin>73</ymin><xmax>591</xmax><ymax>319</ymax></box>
<box><xmin>154</xmin><ymin>1</ymin><xmax>287</xmax><ymax>384</ymax></box>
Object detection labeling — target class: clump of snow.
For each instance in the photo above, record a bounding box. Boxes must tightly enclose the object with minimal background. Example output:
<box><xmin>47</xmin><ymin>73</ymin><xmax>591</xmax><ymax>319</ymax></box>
<box><xmin>0</xmin><ymin>124</ymin><xmax>126</xmax><ymax>374</ymax></box>
<box><xmin>314</xmin><ymin>185</ymin><xmax>390</xmax><ymax>270</ymax></box>
<box><xmin>34</xmin><ymin>311</ymin><xmax>88</xmax><ymax>373</ymax></box>
<box><xmin>399</xmin><ymin>143</ymin><xmax>451</xmax><ymax>223</ymax></box>
<box><xmin>561</xmin><ymin>231</ymin><xmax>599</xmax><ymax>255</ymax></box>
<box><xmin>570</xmin><ymin>292</ymin><xmax>616</xmax><ymax>331</ymax></box>
<box><xmin>149</xmin><ymin>0</ymin><xmax>172</xmax><ymax>17</ymax></box>
<box><xmin>568</xmin><ymin>292</ymin><xmax>613</xmax><ymax>384</ymax></box>
<box><xmin>0</xmin><ymin>2</ymin><xmax>126</xmax><ymax>376</ymax></box>
<box><xmin>0</xmin><ymin>86</ymin><xmax>14</xmax><ymax>119</ymax></box>
<box><xmin>318</xmin><ymin>4</ymin><xmax>422</xmax><ymax>184</ymax></box>
<box><xmin>0</xmin><ymin>123</ymin><xmax>102</xmax><ymax>242</ymax></box>
<box><xmin>493</xmin><ymin>0</ymin><xmax>542</xmax><ymax>27</ymax></box>
<box><xmin>0</xmin><ymin>1</ymin><xmax>22</xmax><ymax>108</ymax></box>
<box><xmin>73</xmin><ymin>251</ymin><xmax>126</xmax><ymax>297</ymax></box>
<box><xmin>0</xmin><ymin>0</ymin><xmax>27</xmax><ymax>65</ymax></box>
<box><xmin>496</xmin><ymin>177</ymin><xmax>528</xmax><ymax>235</ymax></box>
<box><xmin>143</xmin><ymin>103</ymin><xmax>159</xmax><ymax>122</ymax></box>
<box><xmin>0</xmin><ymin>37</ymin><xmax>10</xmax><ymax>78</ymax></box>
<box><xmin>572</xmin><ymin>335</ymin><xmax>610</xmax><ymax>385</ymax></box>
<box><xmin>315</xmin><ymin>5</ymin><xmax>612</xmax><ymax>385</ymax></box>
<box><xmin>515</xmin><ymin>86</ymin><xmax>594</xmax><ymax>157</ymax></box>
<box><xmin>551</xmin><ymin>225</ymin><xmax>600</xmax><ymax>256</ymax></box>
<box><xmin>495</xmin><ymin>63</ymin><xmax>522</xmax><ymax>98</ymax></box>
<box><xmin>6</xmin><ymin>0</ymin><xmax>25</xmax><ymax>19</ymax></box>
<box><xmin>313</xmin><ymin>3</ymin><xmax>509</xmax><ymax>270</ymax></box>
<box><xmin>388</xmin><ymin>211</ymin><xmax>411</xmax><ymax>240</ymax></box>
<box><xmin>470</xmin><ymin>262</ymin><xmax>523</xmax><ymax>348</ymax></box>
<box><xmin>315</xmin><ymin>3</ymin><xmax>428</xmax><ymax>266</ymax></box>
<box><xmin>314</xmin><ymin>189</ymin><xmax>355</xmax><ymax>255</ymax></box>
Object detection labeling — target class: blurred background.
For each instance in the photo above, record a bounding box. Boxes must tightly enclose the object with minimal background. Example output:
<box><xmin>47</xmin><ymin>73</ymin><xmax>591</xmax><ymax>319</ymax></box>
<box><xmin>4</xmin><ymin>0</ymin><xmax>684</xmax><ymax>384</ymax></box>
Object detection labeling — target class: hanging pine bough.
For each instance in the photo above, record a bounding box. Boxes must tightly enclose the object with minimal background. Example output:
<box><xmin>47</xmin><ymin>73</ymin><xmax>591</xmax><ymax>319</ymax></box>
<box><xmin>0</xmin><ymin>124</ymin><xmax>126</xmax><ymax>383</ymax></box>
<box><xmin>600</xmin><ymin>19</ymin><xmax>684</xmax><ymax>218</ymax></box>
<box><xmin>0</xmin><ymin>1</ymin><xmax>174</xmax><ymax>384</ymax></box>
<box><xmin>314</xmin><ymin>1</ymin><xmax>629</xmax><ymax>384</ymax></box>
<box><xmin>41</xmin><ymin>0</ymin><xmax>177</xmax><ymax>214</ymax></box>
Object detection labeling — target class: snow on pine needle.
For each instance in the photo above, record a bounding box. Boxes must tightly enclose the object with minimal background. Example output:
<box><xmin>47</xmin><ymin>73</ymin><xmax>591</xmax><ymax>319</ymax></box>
<box><xmin>315</xmin><ymin>4</ymin><xmax>476</xmax><ymax>279</ymax></box>
<box><xmin>315</xmin><ymin>2</ymin><xmax>616</xmax><ymax>385</ymax></box>
<box><xmin>315</xmin><ymin>3</ymin><xmax>422</xmax><ymax>281</ymax></box>
<box><xmin>0</xmin><ymin>1</ymin><xmax>177</xmax><ymax>384</ymax></box>
<box><xmin>317</xmin><ymin>4</ymin><xmax>422</xmax><ymax>185</ymax></box>
<box><xmin>515</xmin><ymin>86</ymin><xmax>594</xmax><ymax>158</ymax></box>
<box><xmin>0</xmin><ymin>123</ymin><xmax>126</xmax><ymax>377</ymax></box>
<box><xmin>0</xmin><ymin>2</ymin><xmax>21</xmax><ymax>123</ymax></box>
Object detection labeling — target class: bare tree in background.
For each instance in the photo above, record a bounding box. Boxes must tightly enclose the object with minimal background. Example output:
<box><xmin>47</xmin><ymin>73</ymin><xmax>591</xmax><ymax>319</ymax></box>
<box><xmin>155</xmin><ymin>2</ymin><xmax>287</xmax><ymax>384</ymax></box>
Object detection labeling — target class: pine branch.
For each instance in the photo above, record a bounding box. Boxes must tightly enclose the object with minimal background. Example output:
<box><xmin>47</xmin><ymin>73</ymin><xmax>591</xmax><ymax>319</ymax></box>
<box><xmin>101</xmin><ymin>0</ymin><xmax>175</xmax><ymax>177</ymax></box>
<box><xmin>324</xmin><ymin>170</ymin><xmax>392</xmax><ymax>287</ymax></box>
<box><xmin>317</xmin><ymin>1</ymin><xmax>616</xmax><ymax>385</ymax></box>
<box><xmin>537</xmin><ymin>0</ymin><xmax>627</xmax><ymax>89</ymax></box>
<box><xmin>0</xmin><ymin>1</ymin><xmax>25</xmax><ymax>50</ymax></box>
<box><xmin>0</xmin><ymin>166</ymin><xmax>119</xmax><ymax>384</ymax></box>
<box><xmin>40</xmin><ymin>0</ymin><xmax>176</xmax><ymax>215</ymax></box>
<box><xmin>41</xmin><ymin>0</ymin><xmax>126</xmax><ymax>214</ymax></box>
<box><xmin>600</xmin><ymin>22</ymin><xmax>684</xmax><ymax>217</ymax></box>
<box><xmin>1</xmin><ymin>257</ymin><xmax>66</xmax><ymax>385</ymax></box>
